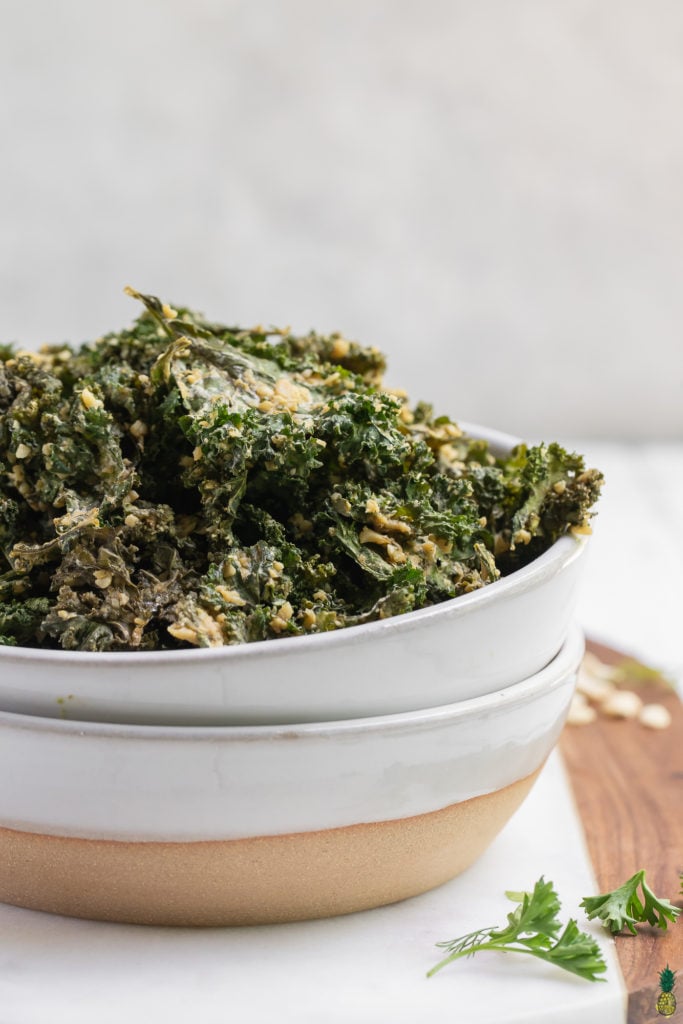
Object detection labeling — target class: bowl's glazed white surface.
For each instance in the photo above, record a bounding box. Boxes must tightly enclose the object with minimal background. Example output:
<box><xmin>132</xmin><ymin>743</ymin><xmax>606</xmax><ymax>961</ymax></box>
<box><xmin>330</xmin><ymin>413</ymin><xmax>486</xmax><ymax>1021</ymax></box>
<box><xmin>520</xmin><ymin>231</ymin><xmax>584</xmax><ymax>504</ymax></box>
<box><xmin>0</xmin><ymin>624</ymin><xmax>583</xmax><ymax>842</ymax></box>
<box><xmin>0</xmin><ymin>425</ymin><xmax>590</xmax><ymax>725</ymax></box>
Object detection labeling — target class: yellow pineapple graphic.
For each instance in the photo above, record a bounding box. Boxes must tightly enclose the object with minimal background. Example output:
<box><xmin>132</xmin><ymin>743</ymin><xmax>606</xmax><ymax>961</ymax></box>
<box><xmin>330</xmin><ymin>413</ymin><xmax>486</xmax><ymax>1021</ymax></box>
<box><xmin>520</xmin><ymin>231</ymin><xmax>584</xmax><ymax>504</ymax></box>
<box><xmin>656</xmin><ymin>965</ymin><xmax>677</xmax><ymax>1017</ymax></box>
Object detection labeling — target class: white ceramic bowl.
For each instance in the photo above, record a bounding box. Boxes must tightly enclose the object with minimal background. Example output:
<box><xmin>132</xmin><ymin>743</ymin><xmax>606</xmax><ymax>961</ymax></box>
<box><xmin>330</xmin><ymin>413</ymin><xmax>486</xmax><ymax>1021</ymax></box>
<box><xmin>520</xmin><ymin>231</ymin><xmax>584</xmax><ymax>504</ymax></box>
<box><xmin>0</xmin><ymin>624</ymin><xmax>583</xmax><ymax>926</ymax></box>
<box><xmin>0</xmin><ymin>425</ymin><xmax>590</xmax><ymax>725</ymax></box>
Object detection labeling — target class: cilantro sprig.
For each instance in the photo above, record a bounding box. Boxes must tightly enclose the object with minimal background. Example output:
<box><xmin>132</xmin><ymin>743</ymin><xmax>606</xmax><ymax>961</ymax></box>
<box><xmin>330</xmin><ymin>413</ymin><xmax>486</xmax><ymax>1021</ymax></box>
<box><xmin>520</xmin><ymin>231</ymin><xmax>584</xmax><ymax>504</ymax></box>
<box><xmin>428</xmin><ymin>877</ymin><xmax>607</xmax><ymax>983</ymax></box>
<box><xmin>580</xmin><ymin>870</ymin><xmax>681</xmax><ymax>935</ymax></box>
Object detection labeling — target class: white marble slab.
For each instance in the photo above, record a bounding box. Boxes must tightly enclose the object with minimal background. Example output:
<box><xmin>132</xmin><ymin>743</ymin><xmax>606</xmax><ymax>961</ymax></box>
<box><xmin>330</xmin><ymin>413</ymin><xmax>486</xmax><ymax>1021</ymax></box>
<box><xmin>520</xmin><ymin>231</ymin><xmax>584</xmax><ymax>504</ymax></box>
<box><xmin>0</xmin><ymin>752</ymin><xmax>625</xmax><ymax>1024</ymax></box>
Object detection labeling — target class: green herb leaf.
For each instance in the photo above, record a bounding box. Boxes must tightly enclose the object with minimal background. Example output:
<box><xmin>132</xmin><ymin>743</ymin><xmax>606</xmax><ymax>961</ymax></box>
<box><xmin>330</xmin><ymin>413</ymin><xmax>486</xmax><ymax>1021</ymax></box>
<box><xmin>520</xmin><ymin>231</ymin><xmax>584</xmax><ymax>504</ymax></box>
<box><xmin>580</xmin><ymin>870</ymin><xmax>681</xmax><ymax>935</ymax></box>
<box><xmin>428</xmin><ymin>877</ymin><xmax>607</xmax><ymax>983</ymax></box>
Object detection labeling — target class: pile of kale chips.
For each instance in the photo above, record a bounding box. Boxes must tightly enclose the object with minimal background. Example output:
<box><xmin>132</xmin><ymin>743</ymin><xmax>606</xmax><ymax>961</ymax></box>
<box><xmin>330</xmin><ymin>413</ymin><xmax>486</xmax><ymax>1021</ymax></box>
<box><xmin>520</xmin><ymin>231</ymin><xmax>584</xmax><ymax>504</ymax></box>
<box><xmin>0</xmin><ymin>290</ymin><xmax>602</xmax><ymax>651</ymax></box>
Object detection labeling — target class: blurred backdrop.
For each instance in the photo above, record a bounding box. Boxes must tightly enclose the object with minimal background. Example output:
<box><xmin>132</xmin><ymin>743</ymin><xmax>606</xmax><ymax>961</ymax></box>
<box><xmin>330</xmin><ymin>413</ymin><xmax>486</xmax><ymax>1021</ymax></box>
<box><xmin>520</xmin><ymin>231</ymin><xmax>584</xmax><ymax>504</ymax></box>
<box><xmin>1</xmin><ymin>0</ymin><xmax>681</xmax><ymax>439</ymax></box>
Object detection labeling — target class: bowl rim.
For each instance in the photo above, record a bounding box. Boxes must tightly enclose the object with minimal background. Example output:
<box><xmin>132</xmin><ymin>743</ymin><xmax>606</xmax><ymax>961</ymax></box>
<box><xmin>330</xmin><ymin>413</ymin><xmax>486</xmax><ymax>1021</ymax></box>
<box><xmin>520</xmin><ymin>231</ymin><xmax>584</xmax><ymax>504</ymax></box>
<box><xmin>0</xmin><ymin>422</ymin><xmax>585</xmax><ymax>667</ymax></box>
<box><xmin>0</xmin><ymin>623</ymin><xmax>584</xmax><ymax>739</ymax></box>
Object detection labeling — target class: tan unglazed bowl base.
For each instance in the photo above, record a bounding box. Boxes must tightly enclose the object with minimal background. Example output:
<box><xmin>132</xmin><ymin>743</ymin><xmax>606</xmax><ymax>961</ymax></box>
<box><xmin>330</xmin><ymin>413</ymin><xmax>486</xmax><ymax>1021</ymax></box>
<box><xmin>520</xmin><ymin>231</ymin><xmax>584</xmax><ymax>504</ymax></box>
<box><xmin>0</xmin><ymin>769</ymin><xmax>539</xmax><ymax>926</ymax></box>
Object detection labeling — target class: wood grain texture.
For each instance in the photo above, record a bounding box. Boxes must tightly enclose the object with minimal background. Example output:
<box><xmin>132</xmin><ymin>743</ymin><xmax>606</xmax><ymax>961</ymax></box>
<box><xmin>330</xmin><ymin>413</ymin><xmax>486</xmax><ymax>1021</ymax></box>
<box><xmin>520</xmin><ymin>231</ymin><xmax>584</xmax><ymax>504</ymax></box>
<box><xmin>561</xmin><ymin>640</ymin><xmax>683</xmax><ymax>1024</ymax></box>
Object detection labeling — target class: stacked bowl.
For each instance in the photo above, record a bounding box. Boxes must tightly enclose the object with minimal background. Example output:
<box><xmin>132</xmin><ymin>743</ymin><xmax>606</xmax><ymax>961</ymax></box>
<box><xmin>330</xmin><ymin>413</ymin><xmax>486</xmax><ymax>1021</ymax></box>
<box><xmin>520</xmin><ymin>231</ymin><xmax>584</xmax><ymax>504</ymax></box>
<box><xmin>0</xmin><ymin>427</ymin><xmax>587</xmax><ymax>927</ymax></box>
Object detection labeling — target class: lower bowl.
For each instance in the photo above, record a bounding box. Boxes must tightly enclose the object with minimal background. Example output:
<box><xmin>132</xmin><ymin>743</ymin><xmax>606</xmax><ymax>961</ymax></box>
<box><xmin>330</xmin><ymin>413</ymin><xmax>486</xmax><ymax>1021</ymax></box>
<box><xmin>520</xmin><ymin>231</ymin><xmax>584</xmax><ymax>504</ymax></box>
<box><xmin>0</xmin><ymin>624</ymin><xmax>583</xmax><ymax>926</ymax></box>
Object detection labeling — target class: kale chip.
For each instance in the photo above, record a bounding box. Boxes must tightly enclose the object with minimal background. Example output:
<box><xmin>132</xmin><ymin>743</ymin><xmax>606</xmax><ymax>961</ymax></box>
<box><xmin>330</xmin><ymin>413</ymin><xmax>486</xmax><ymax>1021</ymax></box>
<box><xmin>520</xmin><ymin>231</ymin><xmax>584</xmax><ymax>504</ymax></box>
<box><xmin>0</xmin><ymin>289</ymin><xmax>602</xmax><ymax>650</ymax></box>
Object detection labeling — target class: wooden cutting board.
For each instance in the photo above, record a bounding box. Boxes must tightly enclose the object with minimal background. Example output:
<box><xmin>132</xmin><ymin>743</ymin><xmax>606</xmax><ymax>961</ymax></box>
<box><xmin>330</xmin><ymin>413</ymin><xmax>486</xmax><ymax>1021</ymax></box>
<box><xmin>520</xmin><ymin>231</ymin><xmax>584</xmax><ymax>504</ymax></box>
<box><xmin>560</xmin><ymin>641</ymin><xmax>683</xmax><ymax>1024</ymax></box>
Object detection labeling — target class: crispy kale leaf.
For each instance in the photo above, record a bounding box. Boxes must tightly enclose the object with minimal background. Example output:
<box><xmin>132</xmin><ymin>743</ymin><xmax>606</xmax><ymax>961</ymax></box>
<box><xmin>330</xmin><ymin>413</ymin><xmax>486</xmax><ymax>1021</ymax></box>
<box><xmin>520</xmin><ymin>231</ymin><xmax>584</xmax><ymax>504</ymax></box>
<box><xmin>0</xmin><ymin>290</ymin><xmax>603</xmax><ymax>650</ymax></box>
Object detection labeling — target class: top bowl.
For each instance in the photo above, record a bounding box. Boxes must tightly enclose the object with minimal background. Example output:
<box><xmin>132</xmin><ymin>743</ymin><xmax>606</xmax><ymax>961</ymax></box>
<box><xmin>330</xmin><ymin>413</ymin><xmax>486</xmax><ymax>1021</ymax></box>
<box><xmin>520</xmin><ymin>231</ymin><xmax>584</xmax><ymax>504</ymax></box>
<box><xmin>0</xmin><ymin>424</ymin><xmax>590</xmax><ymax>725</ymax></box>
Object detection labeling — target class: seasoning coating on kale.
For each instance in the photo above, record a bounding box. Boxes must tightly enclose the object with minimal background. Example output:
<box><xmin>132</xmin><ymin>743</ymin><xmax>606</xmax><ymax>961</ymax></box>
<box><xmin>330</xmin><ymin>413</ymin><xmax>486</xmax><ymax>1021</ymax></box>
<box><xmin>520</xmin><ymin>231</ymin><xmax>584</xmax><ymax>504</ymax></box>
<box><xmin>0</xmin><ymin>290</ymin><xmax>603</xmax><ymax>651</ymax></box>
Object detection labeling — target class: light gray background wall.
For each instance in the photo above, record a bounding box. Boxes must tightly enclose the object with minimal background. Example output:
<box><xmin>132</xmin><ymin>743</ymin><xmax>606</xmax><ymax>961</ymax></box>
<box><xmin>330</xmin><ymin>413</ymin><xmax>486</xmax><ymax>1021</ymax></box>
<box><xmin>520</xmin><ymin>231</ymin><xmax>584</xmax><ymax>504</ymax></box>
<box><xmin>1</xmin><ymin>0</ymin><xmax>681</xmax><ymax>438</ymax></box>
